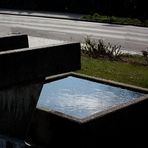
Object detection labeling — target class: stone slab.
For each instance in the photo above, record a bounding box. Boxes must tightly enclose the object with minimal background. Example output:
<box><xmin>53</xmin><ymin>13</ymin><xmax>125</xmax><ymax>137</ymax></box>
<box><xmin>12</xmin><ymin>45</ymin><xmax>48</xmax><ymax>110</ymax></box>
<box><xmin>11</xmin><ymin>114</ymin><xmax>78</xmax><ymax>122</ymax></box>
<box><xmin>0</xmin><ymin>34</ymin><xmax>29</xmax><ymax>51</ymax></box>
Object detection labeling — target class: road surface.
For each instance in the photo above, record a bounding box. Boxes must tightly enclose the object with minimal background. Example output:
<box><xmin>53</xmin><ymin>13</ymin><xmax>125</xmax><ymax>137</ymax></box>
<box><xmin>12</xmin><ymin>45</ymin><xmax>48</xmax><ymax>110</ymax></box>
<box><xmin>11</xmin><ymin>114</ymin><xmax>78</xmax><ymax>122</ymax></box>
<box><xmin>0</xmin><ymin>13</ymin><xmax>148</xmax><ymax>54</ymax></box>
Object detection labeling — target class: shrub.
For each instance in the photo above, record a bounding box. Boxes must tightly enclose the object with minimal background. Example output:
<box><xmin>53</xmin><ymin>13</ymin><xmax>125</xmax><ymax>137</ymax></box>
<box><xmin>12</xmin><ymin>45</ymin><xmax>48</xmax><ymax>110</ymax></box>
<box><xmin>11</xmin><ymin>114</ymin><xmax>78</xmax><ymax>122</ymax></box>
<box><xmin>81</xmin><ymin>37</ymin><xmax>123</xmax><ymax>60</ymax></box>
<box><xmin>141</xmin><ymin>48</ymin><xmax>148</xmax><ymax>63</ymax></box>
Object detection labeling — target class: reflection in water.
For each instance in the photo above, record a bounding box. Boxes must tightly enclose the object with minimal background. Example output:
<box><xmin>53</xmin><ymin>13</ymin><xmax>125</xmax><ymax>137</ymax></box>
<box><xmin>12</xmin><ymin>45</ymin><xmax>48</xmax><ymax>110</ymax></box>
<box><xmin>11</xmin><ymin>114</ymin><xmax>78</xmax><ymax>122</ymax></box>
<box><xmin>0</xmin><ymin>135</ymin><xmax>25</xmax><ymax>148</ymax></box>
<box><xmin>0</xmin><ymin>83</ymin><xmax>43</xmax><ymax>140</ymax></box>
<box><xmin>37</xmin><ymin>76</ymin><xmax>144</xmax><ymax>119</ymax></box>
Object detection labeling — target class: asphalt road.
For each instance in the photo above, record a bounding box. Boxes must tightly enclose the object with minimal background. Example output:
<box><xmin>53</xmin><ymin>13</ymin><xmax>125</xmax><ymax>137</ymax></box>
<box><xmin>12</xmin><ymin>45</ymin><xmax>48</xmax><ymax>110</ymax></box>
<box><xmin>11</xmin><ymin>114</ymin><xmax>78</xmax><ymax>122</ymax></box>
<box><xmin>0</xmin><ymin>13</ymin><xmax>148</xmax><ymax>54</ymax></box>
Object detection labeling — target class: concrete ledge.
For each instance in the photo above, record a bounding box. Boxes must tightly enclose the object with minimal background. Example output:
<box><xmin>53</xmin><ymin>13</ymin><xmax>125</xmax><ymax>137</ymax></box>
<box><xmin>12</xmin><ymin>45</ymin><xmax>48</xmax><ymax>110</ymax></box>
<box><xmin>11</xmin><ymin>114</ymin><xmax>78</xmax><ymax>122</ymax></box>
<box><xmin>0</xmin><ymin>34</ymin><xmax>29</xmax><ymax>51</ymax></box>
<box><xmin>46</xmin><ymin>72</ymin><xmax>148</xmax><ymax>93</ymax></box>
<box><xmin>0</xmin><ymin>42</ymin><xmax>81</xmax><ymax>89</ymax></box>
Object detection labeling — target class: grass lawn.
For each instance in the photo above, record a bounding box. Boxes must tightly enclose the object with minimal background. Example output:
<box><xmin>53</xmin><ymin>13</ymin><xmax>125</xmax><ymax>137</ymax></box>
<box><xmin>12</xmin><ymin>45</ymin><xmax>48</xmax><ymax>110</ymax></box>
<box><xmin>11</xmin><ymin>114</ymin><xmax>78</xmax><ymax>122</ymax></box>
<box><xmin>76</xmin><ymin>56</ymin><xmax>148</xmax><ymax>88</ymax></box>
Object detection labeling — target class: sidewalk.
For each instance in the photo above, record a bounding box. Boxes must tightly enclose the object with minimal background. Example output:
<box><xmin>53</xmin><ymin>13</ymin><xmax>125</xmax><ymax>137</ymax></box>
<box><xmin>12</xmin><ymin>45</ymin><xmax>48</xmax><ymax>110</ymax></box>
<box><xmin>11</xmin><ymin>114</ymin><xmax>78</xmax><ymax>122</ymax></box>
<box><xmin>0</xmin><ymin>25</ymin><xmax>11</xmax><ymax>37</ymax></box>
<box><xmin>0</xmin><ymin>9</ymin><xmax>83</xmax><ymax>21</ymax></box>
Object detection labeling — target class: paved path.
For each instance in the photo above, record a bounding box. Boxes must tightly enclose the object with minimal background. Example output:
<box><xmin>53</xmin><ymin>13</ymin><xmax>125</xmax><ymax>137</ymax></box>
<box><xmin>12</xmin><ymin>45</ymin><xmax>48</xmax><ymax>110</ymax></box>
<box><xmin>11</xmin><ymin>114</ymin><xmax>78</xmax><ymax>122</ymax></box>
<box><xmin>0</xmin><ymin>25</ymin><xmax>11</xmax><ymax>36</ymax></box>
<box><xmin>0</xmin><ymin>10</ymin><xmax>148</xmax><ymax>54</ymax></box>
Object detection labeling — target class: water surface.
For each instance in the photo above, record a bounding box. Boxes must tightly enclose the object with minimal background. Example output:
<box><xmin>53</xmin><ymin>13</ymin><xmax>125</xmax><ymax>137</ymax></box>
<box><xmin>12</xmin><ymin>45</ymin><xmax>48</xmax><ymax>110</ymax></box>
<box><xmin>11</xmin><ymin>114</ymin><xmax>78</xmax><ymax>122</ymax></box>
<box><xmin>37</xmin><ymin>76</ymin><xmax>144</xmax><ymax>119</ymax></box>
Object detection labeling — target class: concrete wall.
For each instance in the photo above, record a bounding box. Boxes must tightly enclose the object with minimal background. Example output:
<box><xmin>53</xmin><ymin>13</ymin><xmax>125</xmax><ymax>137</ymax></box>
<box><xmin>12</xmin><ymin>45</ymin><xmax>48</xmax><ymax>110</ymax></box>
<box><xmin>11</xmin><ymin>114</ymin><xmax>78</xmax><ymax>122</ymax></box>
<box><xmin>0</xmin><ymin>34</ymin><xmax>29</xmax><ymax>51</ymax></box>
<box><xmin>0</xmin><ymin>42</ymin><xmax>81</xmax><ymax>88</ymax></box>
<box><xmin>0</xmin><ymin>42</ymin><xmax>80</xmax><ymax>140</ymax></box>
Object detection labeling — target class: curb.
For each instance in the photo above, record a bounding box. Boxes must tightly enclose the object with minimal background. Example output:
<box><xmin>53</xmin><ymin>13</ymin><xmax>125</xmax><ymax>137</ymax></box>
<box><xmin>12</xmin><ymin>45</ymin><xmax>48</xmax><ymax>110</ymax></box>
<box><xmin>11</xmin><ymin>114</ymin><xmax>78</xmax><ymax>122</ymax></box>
<box><xmin>0</xmin><ymin>9</ymin><xmax>82</xmax><ymax>21</ymax></box>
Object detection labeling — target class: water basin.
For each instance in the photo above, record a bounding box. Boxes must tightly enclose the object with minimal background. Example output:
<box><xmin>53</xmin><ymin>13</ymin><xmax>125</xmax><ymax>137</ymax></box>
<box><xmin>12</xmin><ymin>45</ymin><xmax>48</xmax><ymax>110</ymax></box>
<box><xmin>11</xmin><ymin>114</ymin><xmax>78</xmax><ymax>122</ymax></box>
<box><xmin>27</xmin><ymin>73</ymin><xmax>148</xmax><ymax>147</ymax></box>
<box><xmin>37</xmin><ymin>74</ymin><xmax>146</xmax><ymax>122</ymax></box>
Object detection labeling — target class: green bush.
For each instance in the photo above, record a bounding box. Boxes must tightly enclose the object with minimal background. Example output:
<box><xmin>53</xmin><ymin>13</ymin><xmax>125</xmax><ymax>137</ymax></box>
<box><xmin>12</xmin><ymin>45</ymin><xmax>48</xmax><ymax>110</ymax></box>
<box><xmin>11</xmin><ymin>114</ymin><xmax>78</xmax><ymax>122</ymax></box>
<box><xmin>142</xmin><ymin>48</ymin><xmax>148</xmax><ymax>64</ymax></box>
<box><xmin>81</xmin><ymin>37</ymin><xmax>123</xmax><ymax>60</ymax></box>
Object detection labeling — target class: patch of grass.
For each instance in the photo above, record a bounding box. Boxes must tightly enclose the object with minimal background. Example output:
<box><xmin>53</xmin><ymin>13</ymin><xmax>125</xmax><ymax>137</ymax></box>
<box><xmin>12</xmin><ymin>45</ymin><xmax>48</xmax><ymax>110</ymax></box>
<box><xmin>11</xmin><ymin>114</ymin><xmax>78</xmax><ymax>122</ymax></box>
<box><xmin>121</xmin><ymin>54</ymin><xmax>148</xmax><ymax>66</ymax></box>
<box><xmin>81</xmin><ymin>13</ymin><xmax>148</xmax><ymax>27</ymax></box>
<box><xmin>77</xmin><ymin>56</ymin><xmax>148</xmax><ymax>88</ymax></box>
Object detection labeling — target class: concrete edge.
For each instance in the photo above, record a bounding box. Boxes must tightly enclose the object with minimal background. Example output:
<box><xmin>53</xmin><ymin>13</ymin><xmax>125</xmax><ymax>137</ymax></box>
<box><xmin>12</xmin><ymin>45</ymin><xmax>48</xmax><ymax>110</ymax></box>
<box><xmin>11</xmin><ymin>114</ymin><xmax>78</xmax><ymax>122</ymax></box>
<box><xmin>0</xmin><ymin>41</ymin><xmax>79</xmax><ymax>55</ymax></box>
<box><xmin>70</xmin><ymin>72</ymin><xmax>148</xmax><ymax>93</ymax></box>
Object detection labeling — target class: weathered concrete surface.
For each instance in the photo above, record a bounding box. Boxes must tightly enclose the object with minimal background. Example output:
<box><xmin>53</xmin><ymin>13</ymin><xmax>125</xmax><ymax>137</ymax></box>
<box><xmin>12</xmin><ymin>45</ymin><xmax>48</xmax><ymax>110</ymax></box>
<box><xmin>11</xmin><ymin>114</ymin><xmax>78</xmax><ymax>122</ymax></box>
<box><xmin>0</xmin><ymin>42</ymin><xmax>81</xmax><ymax>88</ymax></box>
<box><xmin>0</xmin><ymin>34</ymin><xmax>29</xmax><ymax>51</ymax></box>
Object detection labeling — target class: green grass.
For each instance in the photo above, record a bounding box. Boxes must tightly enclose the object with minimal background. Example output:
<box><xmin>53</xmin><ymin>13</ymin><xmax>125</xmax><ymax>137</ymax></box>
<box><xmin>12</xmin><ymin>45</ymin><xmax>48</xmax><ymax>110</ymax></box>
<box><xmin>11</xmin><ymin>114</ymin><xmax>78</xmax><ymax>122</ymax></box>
<box><xmin>121</xmin><ymin>54</ymin><xmax>148</xmax><ymax>66</ymax></box>
<box><xmin>81</xmin><ymin>13</ymin><xmax>148</xmax><ymax>27</ymax></box>
<box><xmin>76</xmin><ymin>56</ymin><xmax>148</xmax><ymax>88</ymax></box>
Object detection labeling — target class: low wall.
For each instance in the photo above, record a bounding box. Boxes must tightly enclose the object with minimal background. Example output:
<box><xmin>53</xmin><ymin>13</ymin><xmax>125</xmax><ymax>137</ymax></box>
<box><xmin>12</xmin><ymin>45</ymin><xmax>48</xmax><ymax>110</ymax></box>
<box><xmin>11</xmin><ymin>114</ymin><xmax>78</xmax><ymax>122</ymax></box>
<box><xmin>0</xmin><ymin>34</ymin><xmax>29</xmax><ymax>51</ymax></box>
<box><xmin>0</xmin><ymin>42</ymin><xmax>80</xmax><ymax>140</ymax></box>
<box><xmin>0</xmin><ymin>42</ymin><xmax>81</xmax><ymax>88</ymax></box>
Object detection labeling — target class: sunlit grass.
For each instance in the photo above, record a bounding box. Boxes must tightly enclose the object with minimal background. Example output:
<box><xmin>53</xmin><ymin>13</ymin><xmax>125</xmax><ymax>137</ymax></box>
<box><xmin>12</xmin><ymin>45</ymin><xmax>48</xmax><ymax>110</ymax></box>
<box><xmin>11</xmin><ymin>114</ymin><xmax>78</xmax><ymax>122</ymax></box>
<box><xmin>77</xmin><ymin>56</ymin><xmax>148</xmax><ymax>88</ymax></box>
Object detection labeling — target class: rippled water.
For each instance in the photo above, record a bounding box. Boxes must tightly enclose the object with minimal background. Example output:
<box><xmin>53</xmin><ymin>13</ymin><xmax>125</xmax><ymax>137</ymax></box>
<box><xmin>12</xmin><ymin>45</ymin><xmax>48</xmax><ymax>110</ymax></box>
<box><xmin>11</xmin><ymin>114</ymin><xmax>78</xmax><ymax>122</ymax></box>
<box><xmin>37</xmin><ymin>76</ymin><xmax>144</xmax><ymax>119</ymax></box>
